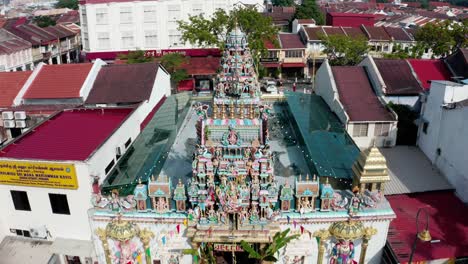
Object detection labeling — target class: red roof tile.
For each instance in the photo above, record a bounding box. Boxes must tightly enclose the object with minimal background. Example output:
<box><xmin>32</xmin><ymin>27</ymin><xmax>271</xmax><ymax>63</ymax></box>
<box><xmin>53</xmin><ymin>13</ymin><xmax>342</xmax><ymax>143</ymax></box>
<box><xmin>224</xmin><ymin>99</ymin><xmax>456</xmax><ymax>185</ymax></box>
<box><xmin>297</xmin><ymin>19</ymin><xmax>315</xmax><ymax>24</ymax></box>
<box><xmin>331</xmin><ymin>66</ymin><xmax>395</xmax><ymax>122</ymax></box>
<box><xmin>279</xmin><ymin>33</ymin><xmax>305</xmax><ymax>49</ymax></box>
<box><xmin>323</xmin><ymin>27</ymin><xmax>347</xmax><ymax>36</ymax></box>
<box><xmin>362</xmin><ymin>25</ymin><xmax>392</xmax><ymax>41</ymax></box>
<box><xmin>179</xmin><ymin>57</ymin><xmax>220</xmax><ymax>76</ymax></box>
<box><xmin>408</xmin><ymin>59</ymin><xmax>452</xmax><ymax>90</ymax></box>
<box><xmin>343</xmin><ymin>27</ymin><xmax>367</xmax><ymax>39</ymax></box>
<box><xmin>0</xmin><ymin>29</ymin><xmax>31</xmax><ymax>55</ymax></box>
<box><xmin>0</xmin><ymin>71</ymin><xmax>32</xmax><ymax>108</ymax></box>
<box><xmin>0</xmin><ymin>108</ymin><xmax>133</xmax><ymax>161</ymax></box>
<box><xmin>384</xmin><ymin>27</ymin><xmax>414</xmax><ymax>41</ymax></box>
<box><xmin>24</xmin><ymin>63</ymin><xmax>93</xmax><ymax>99</ymax></box>
<box><xmin>374</xmin><ymin>59</ymin><xmax>423</xmax><ymax>95</ymax></box>
<box><xmin>85</xmin><ymin>63</ymin><xmax>159</xmax><ymax>104</ymax></box>
<box><xmin>304</xmin><ymin>27</ymin><xmax>325</xmax><ymax>41</ymax></box>
<box><xmin>387</xmin><ymin>191</ymin><xmax>468</xmax><ymax>263</ymax></box>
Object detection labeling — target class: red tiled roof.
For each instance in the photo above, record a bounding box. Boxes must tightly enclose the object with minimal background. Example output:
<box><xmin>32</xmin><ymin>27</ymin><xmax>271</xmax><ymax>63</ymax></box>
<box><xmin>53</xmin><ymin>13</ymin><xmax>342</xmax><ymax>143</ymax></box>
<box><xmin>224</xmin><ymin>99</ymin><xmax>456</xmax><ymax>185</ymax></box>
<box><xmin>0</xmin><ymin>71</ymin><xmax>32</xmax><ymax>108</ymax></box>
<box><xmin>343</xmin><ymin>27</ymin><xmax>367</xmax><ymax>39</ymax></box>
<box><xmin>429</xmin><ymin>1</ymin><xmax>450</xmax><ymax>7</ymax></box>
<box><xmin>384</xmin><ymin>27</ymin><xmax>414</xmax><ymax>41</ymax></box>
<box><xmin>85</xmin><ymin>63</ymin><xmax>159</xmax><ymax>104</ymax></box>
<box><xmin>279</xmin><ymin>33</ymin><xmax>305</xmax><ymax>49</ymax></box>
<box><xmin>374</xmin><ymin>59</ymin><xmax>423</xmax><ymax>95</ymax></box>
<box><xmin>323</xmin><ymin>27</ymin><xmax>347</xmax><ymax>37</ymax></box>
<box><xmin>179</xmin><ymin>57</ymin><xmax>220</xmax><ymax>76</ymax></box>
<box><xmin>331</xmin><ymin>66</ymin><xmax>395</xmax><ymax>122</ymax></box>
<box><xmin>297</xmin><ymin>19</ymin><xmax>315</xmax><ymax>24</ymax></box>
<box><xmin>0</xmin><ymin>108</ymin><xmax>133</xmax><ymax>161</ymax></box>
<box><xmin>0</xmin><ymin>29</ymin><xmax>31</xmax><ymax>55</ymax></box>
<box><xmin>362</xmin><ymin>25</ymin><xmax>392</xmax><ymax>41</ymax></box>
<box><xmin>408</xmin><ymin>59</ymin><xmax>452</xmax><ymax>90</ymax></box>
<box><xmin>56</xmin><ymin>11</ymin><xmax>80</xmax><ymax>24</ymax></box>
<box><xmin>24</xmin><ymin>64</ymin><xmax>93</xmax><ymax>99</ymax></box>
<box><xmin>387</xmin><ymin>191</ymin><xmax>468</xmax><ymax>263</ymax></box>
<box><xmin>304</xmin><ymin>27</ymin><xmax>325</xmax><ymax>41</ymax></box>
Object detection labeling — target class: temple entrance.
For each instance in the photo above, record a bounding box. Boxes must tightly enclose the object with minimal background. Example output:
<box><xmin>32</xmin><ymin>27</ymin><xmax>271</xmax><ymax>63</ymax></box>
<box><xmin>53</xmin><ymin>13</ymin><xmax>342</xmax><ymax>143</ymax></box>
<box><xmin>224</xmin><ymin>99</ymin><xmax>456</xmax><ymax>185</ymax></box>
<box><xmin>214</xmin><ymin>250</ymin><xmax>251</xmax><ymax>264</ymax></box>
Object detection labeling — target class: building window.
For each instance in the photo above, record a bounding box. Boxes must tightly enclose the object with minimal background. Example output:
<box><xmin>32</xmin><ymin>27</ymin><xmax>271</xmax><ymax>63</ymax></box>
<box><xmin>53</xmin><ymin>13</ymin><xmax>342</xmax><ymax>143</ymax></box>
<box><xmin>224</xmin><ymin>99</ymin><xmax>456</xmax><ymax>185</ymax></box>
<box><xmin>83</xmin><ymin>32</ymin><xmax>89</xmax><ymax>49</ymax></box>
<box><xmin>11</xmin><ymin>191</ymin><xmax>31</xmax><ymax>211</ymax></box>
<box><xmin>95</xmin><ymin>8</ymin><xmax>108</xmax><ymax>24</ymax></box>
<box><xmin>374</xmin><ymin>122</ymin><xmax>390</xmax><ymax>137</ymax></box>
<box><xmin>49</xmin><ymin>193</ymin><xmax>70</xmax><ymax>215</ymax></box>
<box><xmin>285</xmin><ymin>50</ymin><xmax>303</xmax><ymax>58</ymax></box>
<box><xmin>167</xmin><ymin>5</ymin><xmax>180</xmax><ymax>21</ymax></box>
<box><xmin>97</xmin><ymin>32</ymin><xmax>110</xmax><ymax>49</ymax></box>
<box><xmin>352</xmin><ymin>123</ymin><xmax>368</xmax><ymax>137</ymax></box>
<box><xmin>120</xmin><ymin>7</ymin><xmax>133</xmax><ymax>24</ymax></box>
<box><xmin>121</xmin><ymin>31</ymin><xmax>134</xmax><ymax>48</ymax></box>
<box><xmin>145</xmin><ymin>31</ymin><xmax>158</xmax><ymax>47</ymax></box>
<box><xmin>169</xmin><ymin>30</ymin><xmax>181</xmax><ymax>46</ymax></box>
<box><xmin>143</xmin><ymin>6</ymin><xmax>157</xmax><ymax>22</ymax></box>
<box><xmin>125</xmin><ymin>138</ymin><xmax>132</xmax><ymax>148</ymax></box>
<box><xmin>267</xmin><ymin>51</ymin><xmax>278</xmax><ymax>58</ymax></box>
<box><xmin>422</xmin><ymin>122</ymin><xmax>429</xmax><ymax>134</ymax></box>
<box><xmin>105</xmin><ymin>159</ymin><xmax>115</xmax><ymax>175</ymax></box>
<box><xmin>383</xmin><ymin>45</ymin><xmax>389</xmax><ymax>52</ymax></box>
<box><xmin>192</xmin><ymin>3</ymin><xmax>203</xmax><ymax>15</ymax></box>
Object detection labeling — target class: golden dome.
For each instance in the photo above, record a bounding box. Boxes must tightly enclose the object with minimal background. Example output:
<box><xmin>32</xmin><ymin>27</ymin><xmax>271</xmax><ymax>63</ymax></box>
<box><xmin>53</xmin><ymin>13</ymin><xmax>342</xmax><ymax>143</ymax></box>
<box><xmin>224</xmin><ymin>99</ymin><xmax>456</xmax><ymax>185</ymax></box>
<box><xmin>352</xmin><ymin>146</ymin><xmax>390</xmax><ymax>183</ymax></box>
<box><xmin>329</xmin><ymin>220</ymin><xmax>364</xmax><ymax>240</ymax></box>
<box><xmin>105</xmin><ymin>217</ymin><xmax>140</xmax><ymax>242</ymax></box>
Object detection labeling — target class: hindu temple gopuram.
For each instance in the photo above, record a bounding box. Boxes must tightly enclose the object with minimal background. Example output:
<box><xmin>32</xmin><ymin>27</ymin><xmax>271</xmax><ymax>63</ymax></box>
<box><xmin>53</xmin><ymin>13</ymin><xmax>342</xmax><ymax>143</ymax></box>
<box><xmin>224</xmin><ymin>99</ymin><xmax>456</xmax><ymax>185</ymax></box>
<box><xmin>89</xmin><ymin>27</ymin><xmax>396</xmax><ymax>264</ymax></box>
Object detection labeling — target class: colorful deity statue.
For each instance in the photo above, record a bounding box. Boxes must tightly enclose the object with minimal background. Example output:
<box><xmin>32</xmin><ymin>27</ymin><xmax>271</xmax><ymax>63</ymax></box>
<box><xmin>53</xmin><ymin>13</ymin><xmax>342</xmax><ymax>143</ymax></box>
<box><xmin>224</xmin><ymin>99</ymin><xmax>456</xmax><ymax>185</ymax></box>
<box><xmin>330</xmin><ymin>240</ymin><xmax>357</xmax><ymax>264</ymax></box>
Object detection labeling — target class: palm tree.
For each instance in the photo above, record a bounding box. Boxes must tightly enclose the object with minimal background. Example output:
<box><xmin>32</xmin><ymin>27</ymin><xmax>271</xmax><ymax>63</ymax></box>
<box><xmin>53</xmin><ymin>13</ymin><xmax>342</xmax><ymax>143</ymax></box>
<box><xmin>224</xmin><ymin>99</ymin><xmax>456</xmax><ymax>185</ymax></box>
<box><xmin>240</xmin><ymin>228</ymin><xmax>299</xmax><ymax>263</ymax></box>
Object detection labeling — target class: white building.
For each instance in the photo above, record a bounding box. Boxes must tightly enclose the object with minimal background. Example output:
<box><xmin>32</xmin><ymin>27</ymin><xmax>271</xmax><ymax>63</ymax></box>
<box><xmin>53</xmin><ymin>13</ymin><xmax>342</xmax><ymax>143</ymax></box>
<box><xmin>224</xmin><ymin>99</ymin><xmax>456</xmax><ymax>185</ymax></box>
<box><xmin>315</xmin><ymin>60</ymin><xmax>398</xmax><ymax>149</ymax></box>
<box><xmin>0</xmin><ymin>29</ymin><xmax>34</xmax><ymax>72</ymax></box>
<box><xmin>417</xmin><ymin>81</ymin><xmax>468</xmax><ymax>203</ymax></box>
<box><xmin>0</xmin><ymin>62</ymin><xmax>171</xmax><ymax>263</ymax></box>
<box><xmin>79</xmin><ymin>0</ymin><xmax>265</xmax><ymax>60</ymax></box>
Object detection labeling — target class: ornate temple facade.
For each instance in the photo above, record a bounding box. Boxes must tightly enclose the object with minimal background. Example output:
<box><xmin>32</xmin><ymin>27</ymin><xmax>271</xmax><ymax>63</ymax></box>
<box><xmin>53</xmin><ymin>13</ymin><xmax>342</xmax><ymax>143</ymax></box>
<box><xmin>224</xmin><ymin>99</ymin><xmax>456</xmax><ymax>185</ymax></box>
<box><xmin>89</xmin><ymin>28</ymin><xmax>395</xmax><ymax>264</ymax></box>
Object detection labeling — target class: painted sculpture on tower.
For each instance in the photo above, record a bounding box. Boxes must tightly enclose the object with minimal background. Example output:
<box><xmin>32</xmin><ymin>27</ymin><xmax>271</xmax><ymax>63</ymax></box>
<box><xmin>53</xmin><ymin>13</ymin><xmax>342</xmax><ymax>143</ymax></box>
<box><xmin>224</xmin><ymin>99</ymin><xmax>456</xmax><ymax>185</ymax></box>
<box><xmin>330</xmin><ymin>240</ymin><xmax>357</xmax><ymax>264</ymax></box>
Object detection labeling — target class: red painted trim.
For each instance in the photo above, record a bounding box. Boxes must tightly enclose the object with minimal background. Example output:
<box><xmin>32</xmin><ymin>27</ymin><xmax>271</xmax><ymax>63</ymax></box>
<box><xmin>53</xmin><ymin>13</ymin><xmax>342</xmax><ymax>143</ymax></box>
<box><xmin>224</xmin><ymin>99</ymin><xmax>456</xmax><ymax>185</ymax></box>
<box><xmin>140</xmin><ymin>96</ymin><xmax>167</xmax><ymax>130</ymax></box>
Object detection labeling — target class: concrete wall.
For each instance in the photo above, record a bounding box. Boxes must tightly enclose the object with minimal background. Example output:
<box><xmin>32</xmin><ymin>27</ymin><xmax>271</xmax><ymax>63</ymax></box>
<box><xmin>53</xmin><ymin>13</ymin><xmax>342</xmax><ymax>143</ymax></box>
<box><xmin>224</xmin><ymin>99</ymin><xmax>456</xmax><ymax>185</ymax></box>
<box><xmin>347</xmin><ymin>121</ymin><xmax>398</xmax><ymax>149</ymax></box>
<box><xmin>0</xmin><ymin>162</ymin><xmax>93</xmax><ymax>241</ymax></box>
<box><xmin>417</xmin><ymin>81</ymin><xmax>468</xmax><ymax>202</ymax></box>
<box><xmin>314</xmin><ymin>60</ymin><xmax>349</xmax><ymax>124</ymax></box>
<box><xmin>80</xmin><ymin>0</ymin><xmax>264</xmax><ymax>52</ymax></box>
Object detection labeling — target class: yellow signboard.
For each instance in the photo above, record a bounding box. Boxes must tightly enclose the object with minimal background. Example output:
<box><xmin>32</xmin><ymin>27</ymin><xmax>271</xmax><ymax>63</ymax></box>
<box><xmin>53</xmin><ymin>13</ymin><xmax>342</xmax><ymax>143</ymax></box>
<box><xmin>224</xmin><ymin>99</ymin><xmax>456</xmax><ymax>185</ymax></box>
<box><xmin>0</xmin><ymin>161</ymin><xmax>78</xmax><ymax>189</ymax></box>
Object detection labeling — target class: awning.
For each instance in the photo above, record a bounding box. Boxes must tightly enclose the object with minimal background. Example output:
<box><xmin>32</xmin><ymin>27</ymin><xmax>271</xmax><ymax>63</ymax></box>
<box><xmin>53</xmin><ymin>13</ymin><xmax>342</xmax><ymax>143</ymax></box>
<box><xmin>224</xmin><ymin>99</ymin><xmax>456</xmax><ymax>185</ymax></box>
<box><xmin>262</xmin><ymin>63</ymin><xmax>280</xmax><ymax>68</ymax></box>
<box><xmin>49</xmin><ymin>238</ymin><xmax>94</xmax><ymax>257</ymax></box>
<box><xmin>178</xmin><ymin>79</ymin><xmax>195</xmax><ymax>92</ymax></box>
<box><xmin>282</xmin><ymin>63</ymin><xmax>306</xmax><ymax>68</ymax></box>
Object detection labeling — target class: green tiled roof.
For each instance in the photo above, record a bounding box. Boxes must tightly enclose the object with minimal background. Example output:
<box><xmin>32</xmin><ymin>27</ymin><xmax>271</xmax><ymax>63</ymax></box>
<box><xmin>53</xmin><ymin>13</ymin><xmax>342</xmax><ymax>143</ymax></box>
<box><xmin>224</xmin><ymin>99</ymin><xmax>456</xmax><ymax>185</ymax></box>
<box><xmin>286</xmin><ymin>92</ymin><xmax>359</xmax><ymax>179</ymax></box>
<box><xmin>101</xmin><ymin>93</ymin><xmax>192</xmax><ymax>195</ymax></box>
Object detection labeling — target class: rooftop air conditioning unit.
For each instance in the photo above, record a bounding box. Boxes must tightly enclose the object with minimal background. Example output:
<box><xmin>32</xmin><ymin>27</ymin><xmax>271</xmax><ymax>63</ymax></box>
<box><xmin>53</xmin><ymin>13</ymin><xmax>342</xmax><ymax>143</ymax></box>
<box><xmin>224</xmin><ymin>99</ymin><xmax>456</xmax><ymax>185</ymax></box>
<box><xmin>15</xmin><ymin>120</ymin><xmax>26</xmax><ymax>128</ymax></box>
<box><xmin>14</xmin><ymin>111</ymin><xmax>26</xmax><ymax>120</ymax></box>
<box><xmin>4</xmin><ymin>120</ymin><xmax>15</xmax><ymax>128</ymax></box>
<box><xmin>2</xmin><ymin>111</ymin><xmax>13</xmax><ymax>120</ymax></box>
<box><xmin>29</xmin><ymin>226</ymin><xmax>47</xmax><ymax>239</ymax></box>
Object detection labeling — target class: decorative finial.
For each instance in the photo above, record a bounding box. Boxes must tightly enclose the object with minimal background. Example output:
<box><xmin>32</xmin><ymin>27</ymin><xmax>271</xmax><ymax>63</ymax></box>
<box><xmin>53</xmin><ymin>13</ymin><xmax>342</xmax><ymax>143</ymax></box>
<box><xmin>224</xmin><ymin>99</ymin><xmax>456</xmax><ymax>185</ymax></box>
<box><xmin>325</xmin><ymin>177</ymin><xmax>329</xmax><ymax>184</ymax></box>
<box><xmin>306</xmin><ymin>174</ymin><xmax>310</xmax><ymax>182</ymax></box>
<box><xmin>313</xmin><ymin>174</ymin><xmax>317</xmax><ymax>181</ymax></box>
<box><xmin>138</xmin><ymin>178</ymin><xmax>142</xmax><ymax>184</ymax></box>
<box><xmin>151</xmin><ymin>175</ymin><xmax>155</xmax><ymax>182</ymax></box>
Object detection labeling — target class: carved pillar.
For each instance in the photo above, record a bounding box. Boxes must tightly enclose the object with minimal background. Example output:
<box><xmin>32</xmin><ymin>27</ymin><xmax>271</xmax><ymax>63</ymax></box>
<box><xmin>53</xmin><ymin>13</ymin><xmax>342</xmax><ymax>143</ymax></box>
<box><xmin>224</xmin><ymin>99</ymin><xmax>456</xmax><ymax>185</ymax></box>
<box><xmin>240</xmin><ymin>102</ymin><xmax>245</xmax><ymax>119</ymax></box>
<box><xmin>249</xmin><ymin>103</ymin><xmax>254</xmax><ymax>119</ymax></box>
<box><xmin>313</xmin><ymin>229</ymin><xmax>330</xmax><ymax>264</ymax></box>
<box><xmin>359</xmin><ymin>227</ymin><xmax>377</xmax><ymax>264</ymax></box>
<box><xmin>139</xmin><ymin>228</ymin><xmax>155</xmax><ymax>264</ymax></box>
<box><xmin>213</xmin><ymin>104</ymin><xmax>219</xmax><ymax>119</ymax></box>
<box><xmin>95</xmin><ymin>228</ymin><xmax>111</xmax><ymax>264</ymax></box>
<box><xmin>230</xmin><ymin>101</ymin><xmax>235</xmax><ymax>119</ymax></box>
<box><xmin>221</xmin><ymin>104</ymin><xmax>227</xmax><ymax>119</ymax></box>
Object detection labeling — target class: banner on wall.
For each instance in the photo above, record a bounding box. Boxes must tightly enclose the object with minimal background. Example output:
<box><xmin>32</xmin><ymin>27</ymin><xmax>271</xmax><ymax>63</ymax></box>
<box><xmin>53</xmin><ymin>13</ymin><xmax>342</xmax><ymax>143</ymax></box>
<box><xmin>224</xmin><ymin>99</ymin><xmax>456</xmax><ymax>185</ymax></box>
<box><xmin>0</xmin><ymin>160</ymin><xmax>78</xmax><ymax>189</ymax></box>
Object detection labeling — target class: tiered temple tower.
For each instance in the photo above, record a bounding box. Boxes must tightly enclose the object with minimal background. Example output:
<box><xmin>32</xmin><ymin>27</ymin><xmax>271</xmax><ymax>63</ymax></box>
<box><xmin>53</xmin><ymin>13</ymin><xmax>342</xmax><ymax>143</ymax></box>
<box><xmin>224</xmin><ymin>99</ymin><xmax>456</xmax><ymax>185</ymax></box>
<box><xmin>188</xmin><ymin>26</ymin><xmax>280</xmax><ymax>233</ymax></box>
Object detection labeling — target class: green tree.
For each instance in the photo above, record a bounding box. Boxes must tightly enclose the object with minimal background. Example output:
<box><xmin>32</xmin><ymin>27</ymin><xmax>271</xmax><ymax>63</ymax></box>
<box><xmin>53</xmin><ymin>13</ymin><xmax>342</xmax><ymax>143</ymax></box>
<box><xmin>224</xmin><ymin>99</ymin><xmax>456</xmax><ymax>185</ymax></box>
<box><xmin>415</xmin><ymin>20</ymin><xmax>468</xmax><ymax>57</ymax></box>
<box><xmin>33</xmin><ymin>16</ymin><xmax>56</xmax><ymax>28</ymax></box>
<box><xmin>240</xmin><ymin>228</ymin><xmax>299</xmax><ymax>263</ymax></box>
<box><xmin>183</xmin><ymin>243</ymin><xmax>216</xmax><ymax>264</ymax></box>
<box><xmin>159</xmin><ymin>53</ymin><xmax>189</xmax><ymax>86</ymax></box>
<box><xmin>118</xmin><ymin>50</ymin><xmax>154</xmax><ymax>64</ymax></box>
<box><xmin>383</xmin><ymin>43</ymin><xmax>424</xmax><ymax>59</ymax></box>
<box><xmin>178</xmin><ymin>7</ymin><xmax>278</xmax><ymax>76</ymax></box>
<box><xmin>320</xmin><ymin>34</ymin><xmax>369</xmax><ymax>66</ymax></box>
<box><xmin>294</xmin><ymin>0</ymin><xmax>325</xmax><ymax>25</ymax></box>
<box><xmin>272</xmin><ymin>0</ymin><xmax>295</xmax><ymax>6</ymax></box>
<box><xmin>55</xmin><ymin>0</ymin><xmax>78</xmax><ymax>10</ymax></box>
